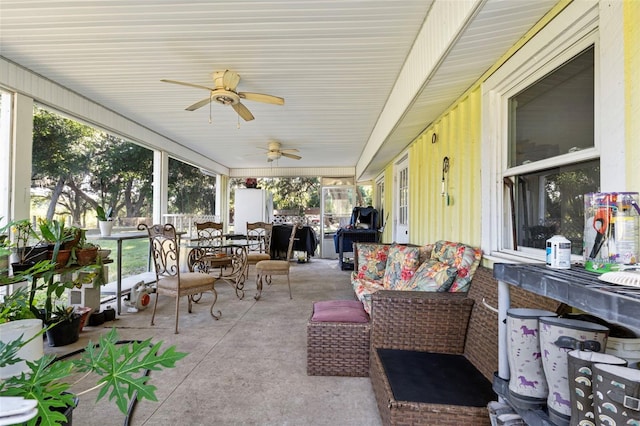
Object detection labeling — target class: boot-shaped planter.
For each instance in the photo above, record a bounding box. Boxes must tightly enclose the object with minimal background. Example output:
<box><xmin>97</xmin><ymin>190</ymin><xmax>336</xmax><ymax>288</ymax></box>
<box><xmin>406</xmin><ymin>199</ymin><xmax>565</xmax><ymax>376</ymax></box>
<box><xmin>593</xmin><ymin>363</ymin><xmax>640</xmax><ymax>425</ymax></box>
<box><xmin>539</xmin><ymin>317</ymin><xmax>609</xmax><ymax>426</ymax></box>
<box><xmin>567</xmin><ymin>350</ymin><xmax>627</xmax><ymax>426</ymax></box>
<box><xmin>507</xmin><ymin>308</ymin><xmax>558</xmax><ymax>409</ymax></box>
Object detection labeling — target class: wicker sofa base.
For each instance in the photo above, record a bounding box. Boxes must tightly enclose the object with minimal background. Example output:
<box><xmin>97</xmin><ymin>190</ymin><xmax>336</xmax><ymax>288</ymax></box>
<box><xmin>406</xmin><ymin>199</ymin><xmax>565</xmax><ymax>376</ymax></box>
<box><xmin>307</xmin><ymin>318</ymin><xmax>371</xmax><ymax>377</ymax></box>
<box><xmin>370</xmin><ymin>348</ymin><xmax>491</xmax><ymax>426</ymax></box>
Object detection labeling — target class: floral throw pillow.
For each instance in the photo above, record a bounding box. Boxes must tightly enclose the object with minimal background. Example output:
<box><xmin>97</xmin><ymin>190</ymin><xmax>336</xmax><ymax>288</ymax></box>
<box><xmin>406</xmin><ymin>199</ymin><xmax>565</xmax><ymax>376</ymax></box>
<box><xmin>430</xmin><ymin>241</ymin><xmax>482</xmax><ymax>293</ymax></box>
<box><xmin>398</xmin><ymin>259</ymin><xmax>458</xmax><ymax>291</ymax></box>
<box><xmin>382</xmin><ymin>245</ymin><xmax>421</xmax><ymax>290</ymax></box>
<box><xmin>355</xmin><ymin>244</ymin><xmax>389</xmax><ymax>281</ymax></box>
<box><xmin>449</xmin><ymin>246</ymin><xmax>482</xmax><ymax>292</ymax></box>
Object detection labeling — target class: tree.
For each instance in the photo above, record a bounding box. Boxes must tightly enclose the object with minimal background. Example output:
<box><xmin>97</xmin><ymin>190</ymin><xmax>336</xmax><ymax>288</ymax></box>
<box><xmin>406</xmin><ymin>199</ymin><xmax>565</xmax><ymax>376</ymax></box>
<box><xmin>167</xmin><ymin>159</ymin><xmax>216</xmax><ymax>214</ymax></box>
<box><xmin>32</xmin><ymin>108</ymin><xmax>95</xmax><ymax>220</ymax></box>
<box><xmin>32</xmin><ymin>107</ymin><xmax>154</xmax><ymax>224</ymax></box>
<box><xmin>230</xmin><ymin>177</ymin><xmax>320</xmax><ymax>212</ymax></box>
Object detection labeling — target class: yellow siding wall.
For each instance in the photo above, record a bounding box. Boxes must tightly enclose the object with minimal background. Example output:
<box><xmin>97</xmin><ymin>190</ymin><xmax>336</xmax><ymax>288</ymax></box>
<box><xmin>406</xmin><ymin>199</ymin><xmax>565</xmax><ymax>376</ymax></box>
<box><xmin>407</xmin><ymin>89</ymin><xmax>482</xmax><ymax>247</ymax></box>
<box><xmin>626</xmin><ymin>0</ymin><xmax>640</xmax><ymax>192</ymax></box>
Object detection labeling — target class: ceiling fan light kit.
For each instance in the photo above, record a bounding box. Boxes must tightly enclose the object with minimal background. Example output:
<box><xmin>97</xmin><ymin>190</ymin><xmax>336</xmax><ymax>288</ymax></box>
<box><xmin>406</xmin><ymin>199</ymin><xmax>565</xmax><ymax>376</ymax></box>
<box><xmin>263</xmin><ymin>141</ymin><xmax>302</xmax><ymax>162</ymax></box>
<box><xmin>161</xmin><ymin>70</ymin><xmax>284</xmax><ymax>122</ymax></box>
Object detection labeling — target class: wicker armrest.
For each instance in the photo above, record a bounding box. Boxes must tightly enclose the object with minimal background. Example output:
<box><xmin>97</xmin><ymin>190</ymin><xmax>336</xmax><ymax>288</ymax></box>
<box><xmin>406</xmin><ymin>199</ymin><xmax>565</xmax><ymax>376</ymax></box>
<box><xmin>371</xmin><ymin>290</ymin><xmax>474</xmax><ymax>354</ymax></box>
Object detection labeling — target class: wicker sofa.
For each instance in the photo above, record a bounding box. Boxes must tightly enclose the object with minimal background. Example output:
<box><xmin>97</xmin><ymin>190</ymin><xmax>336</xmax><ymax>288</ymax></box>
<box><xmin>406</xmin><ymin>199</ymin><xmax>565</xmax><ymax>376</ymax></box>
<box><xmin>369</xmin><ymin>265</ymin><xmax>564</xmax><ymax>425</ymax></box>
<box><xmin>352</xmin><ymin>241</ymin><xmax>482</xmax><ymax>315</ymax></box>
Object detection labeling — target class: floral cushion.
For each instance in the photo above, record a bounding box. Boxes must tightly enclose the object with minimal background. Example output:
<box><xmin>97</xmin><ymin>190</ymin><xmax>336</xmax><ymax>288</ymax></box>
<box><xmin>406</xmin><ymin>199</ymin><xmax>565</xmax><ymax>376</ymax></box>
<box><xmin>352</xmin><ymin>275</ymin><xmax>386</xmax><ymax>314</ymax></box>
<box><xmin>419</xmin><ymin>243</ymin><xmax>435</xmax><ymax>264</ymax></box>
<box><xmin>430</xmin><ymin>240</ymin><xmax>482</xmax><ymax>293</ymax></box>
<box><xmin>355</xmin><ymin>243</ymin><xmax>390</xmax><ymax>281</ymax></box>
<box><xmin>397</xmin><ymin>259</ymin><xmax>458</xmax><ymax>291</ymax></box>
<box><xmin>382</xmin><ymin>245</ymin><xmax>421</xmax><ymax>290</ymax></box>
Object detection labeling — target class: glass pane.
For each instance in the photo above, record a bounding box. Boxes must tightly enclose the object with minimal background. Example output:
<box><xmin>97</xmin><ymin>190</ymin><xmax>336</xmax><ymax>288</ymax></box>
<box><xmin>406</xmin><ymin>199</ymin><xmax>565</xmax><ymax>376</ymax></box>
<box><xmin>508</xmin><ymin>46</ymin><xmax>594</xmax><ymax>167</ymax></box>
<box><xmin>322</xmin><ymin>177</ymin><xmax>354</xmax><ymax>186</ymax></box>
<box><xmin>399</xmin><ymin>167</ymin><xmax>408</xmax><ymax>226</ymax></box>
<box><xmin>167</xmin><ymin>157</ymin><xmax>217</xmax><ymax>215</ymax></box>
<box><xmin>512</xmin><ymin>160</ymin><xmax>600</xmax><ymax>254</ymax></box>
<box><xmin>322</xmin><ymin>187</ymin><xmax>354</xmax><ymax>233</ymax></box>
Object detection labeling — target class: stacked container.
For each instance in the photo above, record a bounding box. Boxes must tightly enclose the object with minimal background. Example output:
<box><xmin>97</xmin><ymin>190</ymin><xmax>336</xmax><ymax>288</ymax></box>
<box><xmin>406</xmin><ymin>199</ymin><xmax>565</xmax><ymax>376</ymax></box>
<box><xmin>583</xmin><ymin>192</ymin><xmax>639</xmax><ymax>273</ymax></box>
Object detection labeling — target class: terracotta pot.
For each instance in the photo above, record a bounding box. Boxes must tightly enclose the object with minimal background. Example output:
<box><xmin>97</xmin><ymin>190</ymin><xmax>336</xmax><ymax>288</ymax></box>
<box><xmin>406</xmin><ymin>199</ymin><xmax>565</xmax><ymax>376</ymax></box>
<box><xmin>76</xmin><ymin>247</ymin><xmax>98</xmax><ymax>265</ymax></box>
<box><xmin>48</xmin><ymin>249</ymin><xmax>72</xmax><ymax>268</ymax></box>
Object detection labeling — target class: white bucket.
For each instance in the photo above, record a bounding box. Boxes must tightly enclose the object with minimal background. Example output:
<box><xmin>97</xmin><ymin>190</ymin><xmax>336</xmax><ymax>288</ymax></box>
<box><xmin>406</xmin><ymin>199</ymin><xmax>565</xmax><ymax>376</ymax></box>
<box><xmin>0</xmin><ymin>319</ymin><xmax>44</xmax><ymax>379</ymax></box>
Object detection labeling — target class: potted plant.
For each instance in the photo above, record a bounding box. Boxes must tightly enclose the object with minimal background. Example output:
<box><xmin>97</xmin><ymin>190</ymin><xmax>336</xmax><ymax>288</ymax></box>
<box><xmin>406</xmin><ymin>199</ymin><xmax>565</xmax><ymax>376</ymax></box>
<box><xmin>38</xmin><ymin>219</ymin><xmax>76</xmax><ymax>269</ymax></box>
<box><xmin>0</xmin><ymin>327</ymin><xmax>187</xmax><ymax>425</ymax></box>
<box><xmin>0</xmin><ymin>261</ymin><xmax>187</xmax><ymax>424</ymax></box>
<box><xmin>72</xmin><ymin>229</ymin><xmax>99</xmax><ymax>266</ymax></box>
<box><xmin>1</xmin><ymin>219</ymin><xmax>48</xmax><ymax>273</ymax></box>
<box><xmin>44</xmin><ymin>306</ymin><xmax>83</xmax><ymax>347</ymax></box>
<box><xmin>96</xmin><ymin>206</ymin><xmax>114</xmax><ymax>237</ymax></box>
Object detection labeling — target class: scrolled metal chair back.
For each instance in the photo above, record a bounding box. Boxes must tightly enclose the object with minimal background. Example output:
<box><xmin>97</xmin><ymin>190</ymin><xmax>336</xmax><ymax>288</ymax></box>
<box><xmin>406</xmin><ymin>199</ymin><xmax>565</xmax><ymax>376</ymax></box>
<box><xmin>195</xmin><ymin>221</ymin><xmax>223</xmax><ymax>247</ymax></box>
<box><xmin>246</xmin><ymin>222</ymin><xmax>273</xmax><ymax>253</ymax></box>
<box><xmin>139</xmin><ymin>223</ymin><xmax>180</xmax><ymax>279</ymax></box>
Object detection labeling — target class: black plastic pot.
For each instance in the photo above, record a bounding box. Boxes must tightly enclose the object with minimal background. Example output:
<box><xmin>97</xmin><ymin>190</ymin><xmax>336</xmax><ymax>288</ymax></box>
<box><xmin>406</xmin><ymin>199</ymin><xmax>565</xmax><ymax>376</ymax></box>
<box><xmin>45</xmin><ymin>316</ymin><xmax>81</xmax><ymax>347</ymax></box>
<box><xmin>88</xmin><ymin>311</ymin><xmax>105</xmax><ymax>326</ymax></box>
<box><xmin>103</xmin><ymin>307</ymin><xmax>116</xmax><ymax>322</ymax></box>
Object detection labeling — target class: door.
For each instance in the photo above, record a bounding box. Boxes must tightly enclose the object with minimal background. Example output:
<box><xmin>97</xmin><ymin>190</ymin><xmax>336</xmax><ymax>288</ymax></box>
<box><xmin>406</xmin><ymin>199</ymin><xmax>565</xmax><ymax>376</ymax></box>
<box><xmin>320</xmin><ymin>177</ymin><xmax>354</xmax><ymax>259</ymax></box>
<box><xmin>394</xmin><ymin>156</ymin><xmax>409</xmax><ymax>243</ymax></box>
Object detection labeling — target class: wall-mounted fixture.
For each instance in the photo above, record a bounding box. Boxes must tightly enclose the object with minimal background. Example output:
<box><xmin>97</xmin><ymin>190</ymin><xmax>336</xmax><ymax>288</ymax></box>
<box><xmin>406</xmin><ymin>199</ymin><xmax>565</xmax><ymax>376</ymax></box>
<box><xmin>432</xmin><ymin>133</ymin><xmax>437</xmax><ymax>144</ymax></box>
<box><xmin>441</xmin><ymin>156</ymin><xmax>450</xmax><ymax>206</ymax></box>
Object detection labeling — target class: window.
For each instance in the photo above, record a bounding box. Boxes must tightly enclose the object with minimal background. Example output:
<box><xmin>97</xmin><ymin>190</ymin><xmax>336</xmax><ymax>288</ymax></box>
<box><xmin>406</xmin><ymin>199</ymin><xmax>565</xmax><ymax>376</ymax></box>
<box><xmin>509</xmin><ymin>160</ymin><xmax>599</xmax><ymax>254</ymax></box>
<box><xmin>507</xmin><ymin>47</ymin><xmax>598</xmax><ymax>255</ymax></box>
<box><xmin>508</xmin><ymin>47</ymin><xmax>594</xmax><ymax>167</ymax></box>
<box><xmin>482</xmin><ymin>1</ymin><xmax>605</xmax><ymax>261</ymax></box>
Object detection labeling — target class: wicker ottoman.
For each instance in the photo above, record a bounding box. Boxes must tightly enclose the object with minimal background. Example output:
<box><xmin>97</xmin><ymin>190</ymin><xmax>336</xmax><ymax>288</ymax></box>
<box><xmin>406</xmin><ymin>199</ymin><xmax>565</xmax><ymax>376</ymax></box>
<box><xmin>306</xmin><ymin>300</ymin><xmax>371</xmax><ymax>377</ymax></box>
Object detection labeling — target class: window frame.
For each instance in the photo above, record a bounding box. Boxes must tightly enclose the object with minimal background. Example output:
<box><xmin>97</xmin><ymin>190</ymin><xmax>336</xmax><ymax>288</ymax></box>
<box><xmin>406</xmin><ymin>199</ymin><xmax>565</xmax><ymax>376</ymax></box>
<box><xmin>481</xmin><ymin>1</ymin><xmax>601</xmax><ymax>263</ymax></box>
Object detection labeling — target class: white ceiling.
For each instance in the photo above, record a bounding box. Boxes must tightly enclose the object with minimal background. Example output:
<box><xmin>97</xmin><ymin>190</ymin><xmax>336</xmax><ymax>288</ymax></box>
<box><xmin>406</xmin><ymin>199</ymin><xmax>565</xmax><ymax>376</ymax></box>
<box><xmin>0</xmin><ymin>0</ymin><xmax>556</xmax><ymax>180</ymax></box>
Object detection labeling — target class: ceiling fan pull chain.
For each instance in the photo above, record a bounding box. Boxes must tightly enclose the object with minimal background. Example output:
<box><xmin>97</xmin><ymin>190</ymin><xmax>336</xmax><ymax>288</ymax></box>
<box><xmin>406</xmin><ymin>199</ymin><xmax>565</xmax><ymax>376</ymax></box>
<box><xmin>209</xmin><ymin>93</ymin><xmax>213</xmax><ymax>124</ymax></box>
<box><xmin>237</xmin><ymin>114</ymin><xmax>240</xmax><ymax>129</ymax></box>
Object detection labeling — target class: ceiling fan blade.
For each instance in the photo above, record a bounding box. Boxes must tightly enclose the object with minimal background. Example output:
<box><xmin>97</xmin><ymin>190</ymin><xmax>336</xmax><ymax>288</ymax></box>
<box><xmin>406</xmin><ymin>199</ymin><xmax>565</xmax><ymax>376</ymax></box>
<box><xmin>232</xmin><ymin>102</ymin><xmax>255</xmax><ymax>121</ymax></box>
<box><xmin>185</xmin><ymin>96</ymin><xmax>213</xmax><ymax>111</ymax></box>
<box><xmin>238</xmin><ymin>92</ymin><xmax>285</xmax><ymax>105</ymax></box>
<box><xmin>281</xmin><ymin>148</ymin><xmax>300</xmax><ymax>153</ymax></box>
<box><xmin>281</xmin><ymin>152</ymin><xmax>302</xmax><ymax>160</ymax></box>
<box><xmin>161</xmin><ymin>79</ymin><xmax>214</xmax><ymax>91</ymax></box>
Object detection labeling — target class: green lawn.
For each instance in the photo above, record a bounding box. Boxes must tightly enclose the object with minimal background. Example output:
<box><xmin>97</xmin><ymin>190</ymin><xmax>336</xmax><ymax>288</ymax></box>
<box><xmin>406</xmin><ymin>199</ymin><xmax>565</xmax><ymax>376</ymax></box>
<box><xmin>91</xmin><ymin>238</ymin><xmax>151</xmax><ymax>283</ymax></box>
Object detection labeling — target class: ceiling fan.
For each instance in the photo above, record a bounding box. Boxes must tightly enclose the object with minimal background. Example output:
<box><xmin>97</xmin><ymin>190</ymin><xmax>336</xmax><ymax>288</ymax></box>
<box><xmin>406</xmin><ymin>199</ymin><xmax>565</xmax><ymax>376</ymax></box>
<box><xmin>161</xmin><ymin>70</ymin><xmax>284</xmax><ymax>121</ymax></box>
<box><xmin>262</xmin><ymin>141</ymin><xmax>301</xmax><ymax>162</ymax></box>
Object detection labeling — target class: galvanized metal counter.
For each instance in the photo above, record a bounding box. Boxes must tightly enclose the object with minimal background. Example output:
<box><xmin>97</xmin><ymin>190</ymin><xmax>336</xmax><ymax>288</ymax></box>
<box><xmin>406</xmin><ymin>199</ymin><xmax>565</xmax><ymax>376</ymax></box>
<box><xmin>493</xmin><ymin>263</ymin><xmax>640</xmax><ymax>333</ymax></box>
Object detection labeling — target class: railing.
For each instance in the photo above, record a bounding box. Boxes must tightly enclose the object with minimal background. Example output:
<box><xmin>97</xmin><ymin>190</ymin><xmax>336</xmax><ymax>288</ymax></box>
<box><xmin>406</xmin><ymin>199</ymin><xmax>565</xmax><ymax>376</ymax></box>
<box><xmin>162</xmin><ymin>214</ymin><xmax>220</xmax><ymax>238</ymax></box>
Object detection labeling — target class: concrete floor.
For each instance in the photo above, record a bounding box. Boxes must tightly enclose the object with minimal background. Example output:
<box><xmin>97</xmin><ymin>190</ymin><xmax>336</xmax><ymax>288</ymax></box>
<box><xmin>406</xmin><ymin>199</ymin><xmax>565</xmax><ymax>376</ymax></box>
<box><xmin>46</xmin><ymin>258</ymin><xmax>382</xmax><ymax>426</ymax></box>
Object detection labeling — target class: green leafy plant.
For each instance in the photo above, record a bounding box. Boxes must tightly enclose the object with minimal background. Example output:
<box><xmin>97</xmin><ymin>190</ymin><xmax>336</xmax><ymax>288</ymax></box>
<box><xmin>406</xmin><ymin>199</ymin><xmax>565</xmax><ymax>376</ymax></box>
<box><xmin>1</xmin><ymin>219</ymin><xmax>43</xmax><ymax>265</ymax></box>
<box><xmin>0</xmin><ymin>329</ymin><xmax>188</xmax><ymax>425</ymax></box>
<box><xmin>0</xmin><ymin>287</ymin><xmax>37</xmax><ymax>324</ymax></box>
<box><xmin>38</xmin><ymin>219</ymin><xmax>75</xmax><ymax>261</ymax></box>
<box><xmin>96</xmin><ymin>206</ymin><xmax>114</xmax><ymax>222</ymax></box>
